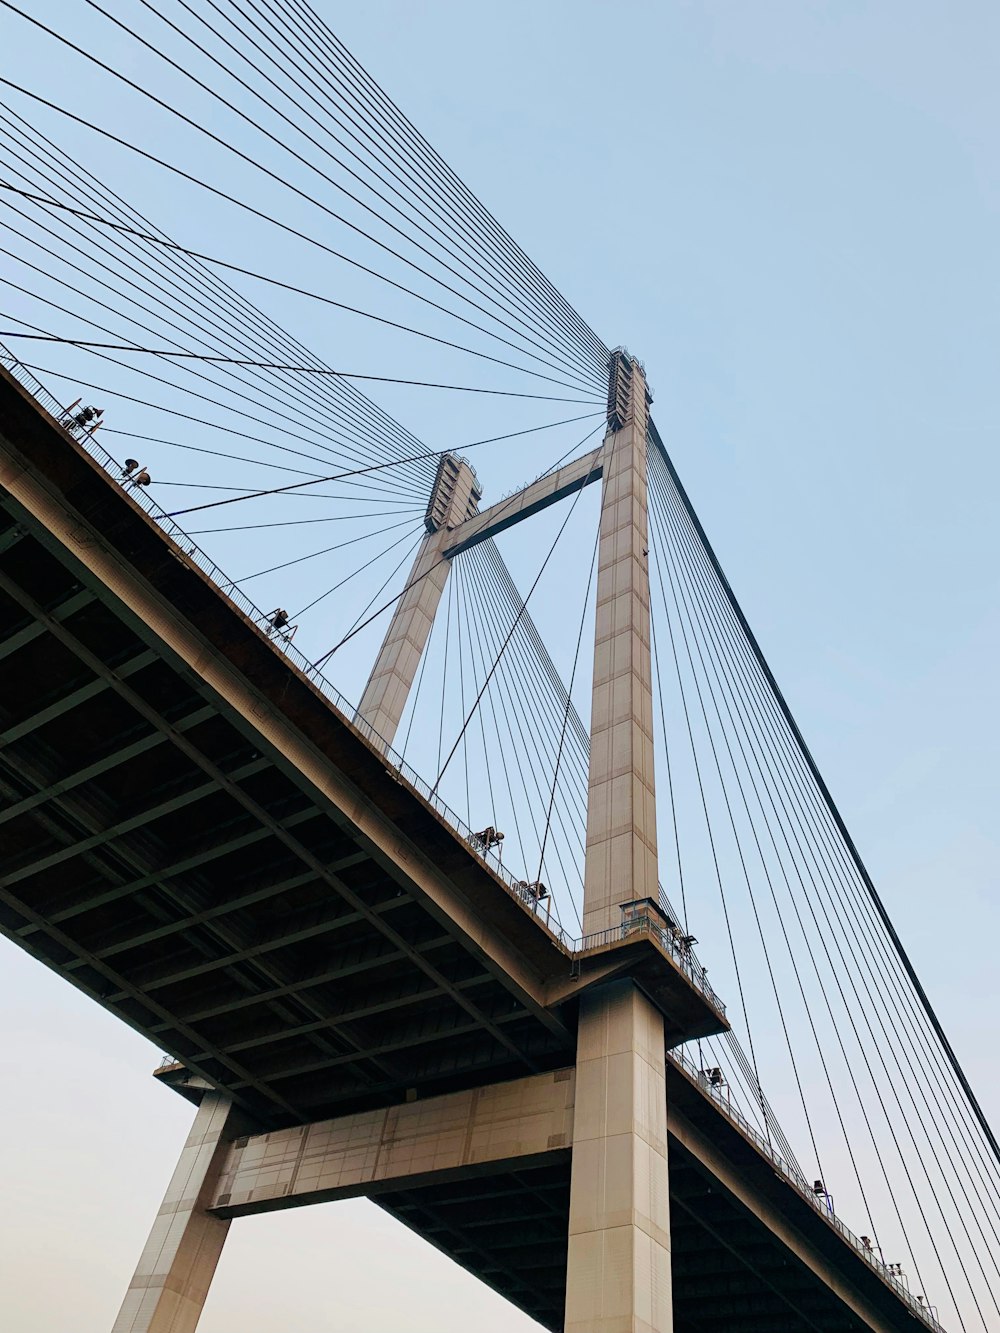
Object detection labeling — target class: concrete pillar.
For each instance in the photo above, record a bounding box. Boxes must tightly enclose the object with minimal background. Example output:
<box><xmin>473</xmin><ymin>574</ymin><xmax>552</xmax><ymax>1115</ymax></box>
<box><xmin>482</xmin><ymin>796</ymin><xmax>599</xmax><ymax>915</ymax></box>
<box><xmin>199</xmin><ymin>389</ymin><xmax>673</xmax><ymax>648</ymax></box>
<box><xmin>356</xmin><ymin>527</ymin><xmax>450</xmax><ymax>748</ymax></box>
<box><xmin>583</xmin><ymin>353</ymin><xmax>657</xmax><ymax>936</ymax></box>
<box><xmin>565</xmin><ymin>982</ymin><xmax>672</xmax><ymax>1333</ymax></box>
<box><xmin>358</xmin><ymin>454</ymin><xmax>480</xmax><ymax>749</ymax></box>
<box><xmin>111</xmin><ymin>1092</ymin><xmax>236</xmax><ymax>1333</ymax></box>
<box><xmin>207</xmin><ymin>1069</ymin><xmax>575</xmax><ymax>1214</ymax></box>
<box><xmin>566</xmin><ymin>355</ymin><xmax>671</xmax><ymax>1332</ymax></box>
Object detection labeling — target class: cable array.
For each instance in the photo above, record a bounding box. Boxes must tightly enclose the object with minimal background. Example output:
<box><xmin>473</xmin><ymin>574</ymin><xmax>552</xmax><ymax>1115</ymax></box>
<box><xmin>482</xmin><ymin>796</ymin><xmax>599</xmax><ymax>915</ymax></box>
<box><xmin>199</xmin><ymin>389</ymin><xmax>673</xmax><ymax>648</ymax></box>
<box><xmin>647</xmin><ymin>430</ymin><xmax>1000</xmax><ymax>1330</ymax></box>
<box><xmin>0</xmin><ymin>100</ymin><xmax>440</xmax><ymax>490</ymax></box>
<box><xmin>0</xmin><ymin>0</ymin><xmax>607</xmax><ymax>392</ymax></box>
<box><xmin>0</xmin><ymin>0</ymin><xmax>613</xmax><ymax>680</ymax></box>
<box><xmin>390</xmin><ymin>523</ymin><xmax>788</xmax><ymax>1150</ymax></box>
<box><xmin>392</xmin><ymin>408</ymin><xmax>1000</xmax><ymax>1330</ymax></box>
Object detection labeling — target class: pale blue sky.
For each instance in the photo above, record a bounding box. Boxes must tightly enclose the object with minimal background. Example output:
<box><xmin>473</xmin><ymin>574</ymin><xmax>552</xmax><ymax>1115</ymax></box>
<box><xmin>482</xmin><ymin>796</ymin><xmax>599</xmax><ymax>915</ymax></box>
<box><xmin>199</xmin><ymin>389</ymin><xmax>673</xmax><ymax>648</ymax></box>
<box><xmin>1</xmin><ymin>3</ymin><xmax>998</xmax><ymax>1330</ymax></box>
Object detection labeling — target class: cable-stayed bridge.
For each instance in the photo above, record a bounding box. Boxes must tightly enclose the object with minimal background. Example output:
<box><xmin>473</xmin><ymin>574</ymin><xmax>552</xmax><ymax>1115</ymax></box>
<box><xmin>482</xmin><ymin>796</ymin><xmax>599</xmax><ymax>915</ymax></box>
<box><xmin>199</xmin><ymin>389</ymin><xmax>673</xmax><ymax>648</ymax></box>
<box><xmin>0</xmin><ymin>7</ymin><xmax>997</xmax><ymax>1333</ymax></box>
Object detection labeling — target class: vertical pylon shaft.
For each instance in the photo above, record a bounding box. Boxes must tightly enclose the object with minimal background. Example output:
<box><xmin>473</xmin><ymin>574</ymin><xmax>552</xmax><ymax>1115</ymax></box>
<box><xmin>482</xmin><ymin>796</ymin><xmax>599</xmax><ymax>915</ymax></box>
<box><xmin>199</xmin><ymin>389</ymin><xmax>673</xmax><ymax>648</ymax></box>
<box><xmin>582</xmin><ymin>352</ymin><xmax>658</xmax><ymax>936</ymax></box>
<box><xmin>566</xmin><ymin>351</ymin><xmax>672</xmax><ymax>1333</ymax></box>
<box><xmin>357</xmin><ymin>454</ymin><xmax>480</xmax><ymax>749</ymax></box>
<box><xmin>566</xmin><ymin>983</ymin><xmax>673</xmax><ymax>1333</ymax></box>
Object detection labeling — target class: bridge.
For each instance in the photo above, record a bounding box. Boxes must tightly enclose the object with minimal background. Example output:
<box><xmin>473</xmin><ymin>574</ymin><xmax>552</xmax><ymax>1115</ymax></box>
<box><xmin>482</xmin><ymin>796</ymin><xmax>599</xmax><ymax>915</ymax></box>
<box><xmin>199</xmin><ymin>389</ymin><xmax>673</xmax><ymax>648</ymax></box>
<box><xmin>0</xmin><ymin>7</ymin><xmax>998</xmax><ymax>1333</ymax></box>
<box><xmin>0</xmin><ymin>354</ymin><xmax>965</xmax><ymax>1333</ymax></box>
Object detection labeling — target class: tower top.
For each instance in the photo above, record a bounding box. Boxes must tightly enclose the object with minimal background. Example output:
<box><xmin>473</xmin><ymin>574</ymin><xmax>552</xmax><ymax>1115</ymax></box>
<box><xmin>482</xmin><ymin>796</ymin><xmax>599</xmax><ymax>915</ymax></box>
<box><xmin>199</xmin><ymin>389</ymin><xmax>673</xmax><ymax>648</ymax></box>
<box><xmin>424</xmin><ymin>453</ymin><xmax>482</xmax><ymax>533</ymax></box>
<box><xmin>607</xmin><ymin>347</ymin><xmax>653</xmax><ymax>433</ymax></box>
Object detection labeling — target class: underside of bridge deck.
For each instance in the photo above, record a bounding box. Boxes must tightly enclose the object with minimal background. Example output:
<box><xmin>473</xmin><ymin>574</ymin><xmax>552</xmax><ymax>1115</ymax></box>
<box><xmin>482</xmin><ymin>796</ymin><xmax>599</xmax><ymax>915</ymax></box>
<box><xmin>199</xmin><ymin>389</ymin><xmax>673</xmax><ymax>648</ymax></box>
<box><xmin>0</xmin><ymin>505</ymin><xmax>580</xmax><ymax>1124</ymax></box>
<box><xmin>0</xmin><ymin>367</ymin><xmax>726</xmax><ymax>1125</ymax></box>
<box><xmin>368</xmin><ymin>1059</ymin><xmax>932</xmax><ymax>1333</ymax></box>
<box><xmin>377</xmin><ymin>1144</ymin><xmax>878</xmax><ymax>1333</ymax></box>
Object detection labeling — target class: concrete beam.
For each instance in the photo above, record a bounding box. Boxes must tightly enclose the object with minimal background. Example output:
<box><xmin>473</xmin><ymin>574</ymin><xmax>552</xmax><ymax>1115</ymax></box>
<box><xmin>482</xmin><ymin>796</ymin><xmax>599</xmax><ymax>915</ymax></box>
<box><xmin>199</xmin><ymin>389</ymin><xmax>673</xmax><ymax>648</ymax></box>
<box><xmin>0</xmin><ymin>586</ymin><xmax>92</xmax><ymax>662</ymax></box>
<box><xmin>99</xmin><ymin>879</ymin><xmax>396</xmax><ymax>992</ymax></box>
<box><xmin>0</xmin><ymin>519</ymin><xmax>27</xmax><ymax>554</ymax></box>
<box><xmin>225</xmin><ymin>1003</ymin><xmax>527</xmax><ymax>1091</ymax></box>
<box><xmin>159</xmin><ymin>933</ymin><xmax>451</xmax><ymax>1028</ymax></box>
<box><xmin>84</xmin><ymin>859</ymin><xmax>366</xmax><ymax>961</ymax></box>
<box><xmin>220</xmin><ymin>974</ymin><xmax>492</xmax><ymax>1057</ymax></box>
<box><xmin>443</xmin><ymin>444</ymin><xmax>606</xmax><ymax>558</ymax></box>
<box><xmin>208</xmin><ymin>1067</ymin><xmax>575</xmax><ymax>1217</ymax></box>
<box><xmin>42</xmin><ymin>807</ymin><xmax>319</xmax><ymax>927</ymax></box>
<box><xmin>2</xmin><ymin>757</ymin><xmax>269</xmax><ymax>888</ymax></box>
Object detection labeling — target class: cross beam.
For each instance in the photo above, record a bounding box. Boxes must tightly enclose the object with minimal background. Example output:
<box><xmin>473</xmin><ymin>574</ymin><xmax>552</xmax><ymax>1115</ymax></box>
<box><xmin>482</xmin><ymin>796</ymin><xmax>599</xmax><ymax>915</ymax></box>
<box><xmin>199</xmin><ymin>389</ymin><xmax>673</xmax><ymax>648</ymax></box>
<box><xmin>357</xmin><ymin>444</ymin><xmax>607</xmax><ymax>746</ymax></box>
<box><xmin>207</xmin><ymin>1069</ymin><xmax>575</xmax><ymax>1217</ymax></box>
<box><xmin>442</xmin><ymin>444</ymin><xmax>607</xmax><ymax>558</ymax></box>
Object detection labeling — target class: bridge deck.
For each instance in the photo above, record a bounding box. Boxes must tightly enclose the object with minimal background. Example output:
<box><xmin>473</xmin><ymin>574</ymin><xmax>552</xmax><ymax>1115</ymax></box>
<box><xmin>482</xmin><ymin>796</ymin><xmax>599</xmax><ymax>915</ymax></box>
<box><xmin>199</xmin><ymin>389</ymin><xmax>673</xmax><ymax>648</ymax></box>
<box><xmin>0</xmin><ymin>367</ymin><xmax>725</xmax><ymax>1125</ymax></box>
<box><xmin>0</xmin><ymin>366</ymin><xmax>932</xmax><ymax>1332</ymax></box>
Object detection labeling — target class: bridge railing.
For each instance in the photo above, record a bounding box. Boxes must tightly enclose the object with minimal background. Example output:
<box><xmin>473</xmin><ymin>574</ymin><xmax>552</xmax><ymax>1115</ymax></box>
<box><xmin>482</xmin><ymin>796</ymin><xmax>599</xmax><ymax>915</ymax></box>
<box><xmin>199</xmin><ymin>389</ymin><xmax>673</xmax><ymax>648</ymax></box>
<box><xmin>668</xmin><ymin>1044</ymin><xmax>944</xmax><ymax>1330</ymax></box>
<box><xmin>576</xmin><ymin>913</ymin><xmax>725</xmax><ymax>1017</ymax></box>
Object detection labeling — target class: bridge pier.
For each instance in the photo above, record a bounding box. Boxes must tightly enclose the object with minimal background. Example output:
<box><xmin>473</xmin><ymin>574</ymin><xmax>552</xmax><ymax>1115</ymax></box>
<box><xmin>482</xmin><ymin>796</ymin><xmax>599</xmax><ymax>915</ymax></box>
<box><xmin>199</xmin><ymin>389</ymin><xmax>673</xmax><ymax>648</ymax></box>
<box><xmin>111</xmin><ymin>1091</ymin><xmax>237</xmax><ymax>1333</ymax></box>
<box><xmin>566</xmin><ymin>982</ymin><xmax>672</xmax><ymax>1333</ymax></box>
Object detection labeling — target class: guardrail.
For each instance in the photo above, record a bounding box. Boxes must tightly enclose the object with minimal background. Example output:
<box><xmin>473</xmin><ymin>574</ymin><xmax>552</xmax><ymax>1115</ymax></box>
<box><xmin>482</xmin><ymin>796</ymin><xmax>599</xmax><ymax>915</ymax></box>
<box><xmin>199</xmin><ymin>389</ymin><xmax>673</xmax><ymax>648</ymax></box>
<box><xmin>668</xmin><ymin>1044</ymin><xmax>944</xmax><ymax>1330</ymax></box>
<box><xmin>577</xmin><ymin>912</ymin><xmax>725</xmax><ymax>1016</ymax></box>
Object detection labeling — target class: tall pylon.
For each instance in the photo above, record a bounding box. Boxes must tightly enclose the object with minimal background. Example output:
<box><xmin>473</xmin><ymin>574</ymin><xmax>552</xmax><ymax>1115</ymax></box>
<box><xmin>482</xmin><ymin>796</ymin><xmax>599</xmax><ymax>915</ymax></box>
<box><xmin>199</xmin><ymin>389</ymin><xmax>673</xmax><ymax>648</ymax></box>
<box><xmin>357</xmin><ymin>349</ymin><xmax>672</xmax><ymax>1330</ymax></box>
<box><xmin>564</xmin><ymin>351</ymin><xmax>673</xmax><ymax>1333</ymax></box>
<box><xmin>581</xmin><ymin>351</ymin><xmax>658</xmax><ymax>936</ymax></box>
<box><xmin>357</xmin><ymin>454</ymin><xmax>481</xmax><ymax>748</ymax></box>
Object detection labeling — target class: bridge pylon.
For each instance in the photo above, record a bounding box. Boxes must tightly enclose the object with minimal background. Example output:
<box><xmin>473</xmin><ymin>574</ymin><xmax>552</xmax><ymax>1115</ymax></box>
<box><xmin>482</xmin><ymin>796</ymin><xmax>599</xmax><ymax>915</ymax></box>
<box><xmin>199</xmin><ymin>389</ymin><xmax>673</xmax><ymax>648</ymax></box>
<box><xmin>104</xmin><ymin>349</ymin><xmax>679</xmax><ymax>1333</ymax></box>
<box><xmin>565</xmin><ymin>352</ymin><xmax>674</xmax><ymax>1333</ymax></box>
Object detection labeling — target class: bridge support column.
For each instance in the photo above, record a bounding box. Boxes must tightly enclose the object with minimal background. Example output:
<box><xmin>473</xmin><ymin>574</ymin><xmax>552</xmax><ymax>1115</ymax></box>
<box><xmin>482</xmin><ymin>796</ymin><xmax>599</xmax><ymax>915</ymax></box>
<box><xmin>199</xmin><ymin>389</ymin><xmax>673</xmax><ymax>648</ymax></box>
<box><xmin>582</xmin><ymin>352</ymin><xmax>657</xmax><ymax>936</ymax></box>
<box><xmin>357</xmin><ymin>526</ymin><xmax>450</xmax><ymax>747</ymax></box>
<box><xmin>111</xmin><ymin>1092</ymin><xmax>236</xmax><ymax>1333</ymax></box>
<box><xmin>566</xmin><ymin>981</ymin><xmax>672</xmax><ymax>1333</ymax></box>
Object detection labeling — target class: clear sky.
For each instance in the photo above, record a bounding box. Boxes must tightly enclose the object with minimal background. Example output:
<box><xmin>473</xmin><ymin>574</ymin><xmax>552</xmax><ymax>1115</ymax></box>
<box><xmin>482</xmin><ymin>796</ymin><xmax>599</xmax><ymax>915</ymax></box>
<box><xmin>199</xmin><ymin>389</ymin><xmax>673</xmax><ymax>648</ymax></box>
<box><xmin>1</xmin><ymin>3</ymin><xmax>998</xmax><ymax>1330</ymax></box>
